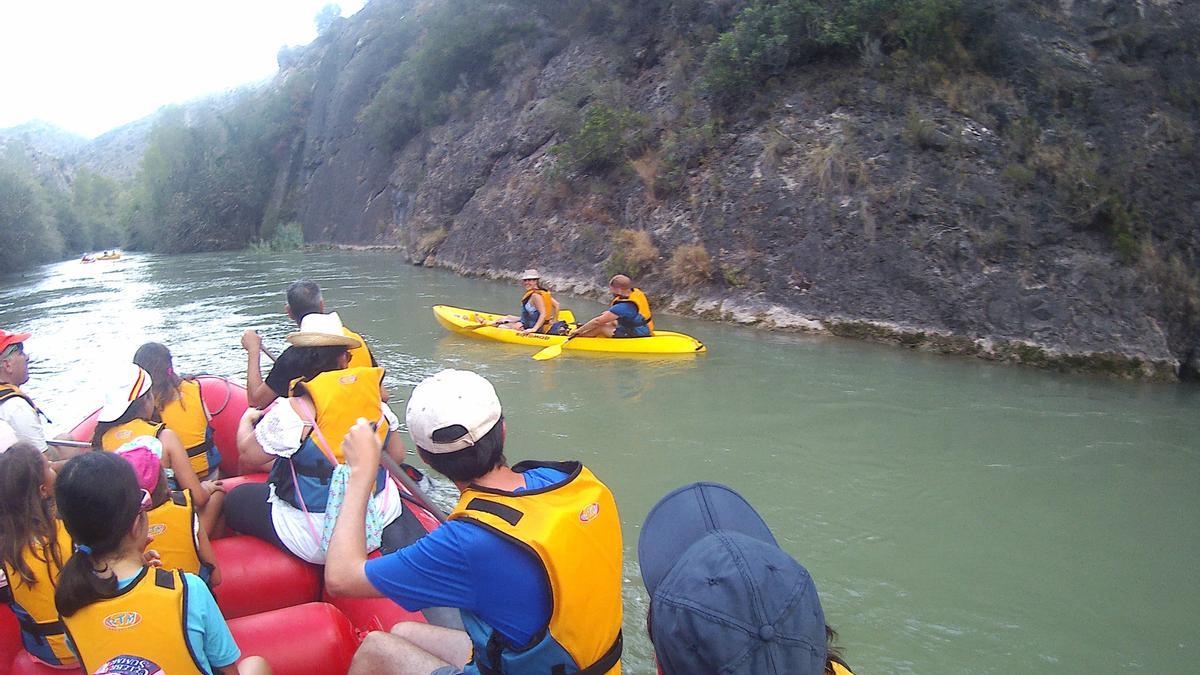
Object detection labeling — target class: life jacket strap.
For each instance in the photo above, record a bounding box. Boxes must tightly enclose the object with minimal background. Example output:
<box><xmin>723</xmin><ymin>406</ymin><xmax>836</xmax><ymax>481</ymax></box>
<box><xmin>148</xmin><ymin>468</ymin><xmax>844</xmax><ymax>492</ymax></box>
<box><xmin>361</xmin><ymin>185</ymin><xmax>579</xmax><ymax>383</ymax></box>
<box><xmin>17</xmin><ymin>615</ymin><xmax>64</xmax><ymax>638</ymax></box>
<box><xmin>573</xmin><ymin>630</ymin><xmax>622</xmax><ymax>675</ymax></box>
<box><xmin>185</xmin><ymin>440</ymin><xmax>213</xmax><ymax>458</ymax></box>
<box><xmin>463</xmin><ymin>497</ymin><xmax>524</xmax><ymax>526</ymax></box>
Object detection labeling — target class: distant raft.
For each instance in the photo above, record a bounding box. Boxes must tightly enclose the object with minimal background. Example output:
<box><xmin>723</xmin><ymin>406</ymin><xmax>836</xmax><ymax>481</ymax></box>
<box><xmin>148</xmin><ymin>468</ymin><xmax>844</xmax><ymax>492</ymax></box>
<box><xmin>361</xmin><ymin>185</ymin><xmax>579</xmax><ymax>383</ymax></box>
<box><xmin>433</xmin><ymin>304</ymin><xmax>707</xmax><ymax>355</ymax></box>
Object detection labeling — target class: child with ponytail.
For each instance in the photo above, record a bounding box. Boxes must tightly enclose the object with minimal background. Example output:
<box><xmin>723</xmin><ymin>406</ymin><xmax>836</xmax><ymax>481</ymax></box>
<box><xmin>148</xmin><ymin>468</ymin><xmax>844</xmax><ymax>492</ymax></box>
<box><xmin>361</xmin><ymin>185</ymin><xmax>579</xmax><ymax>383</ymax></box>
<box><xmin>0</xmin><ymin>441</ymin><xmax>77</xmax><ymax>667</ymax></box>
<box><xmin>54</xmin><ymin>452</ymin><xmax>268</xmax><ymax>675</ymax></box>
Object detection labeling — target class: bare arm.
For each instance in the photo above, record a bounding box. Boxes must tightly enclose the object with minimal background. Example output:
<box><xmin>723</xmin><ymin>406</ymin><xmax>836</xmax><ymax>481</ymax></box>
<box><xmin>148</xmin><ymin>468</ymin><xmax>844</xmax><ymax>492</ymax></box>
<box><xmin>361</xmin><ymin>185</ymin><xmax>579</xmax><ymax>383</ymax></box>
<box><xmin>325</xmin><ymin>419</ymin><xmax>385</xmax><ymax>598</ymax></box>
<box><xmin>162</xmin><ymin>429</ymin><xmax>217</xmax><ymax>509</ymax></box>
<box><xmin>241</xmin><ymin>330</ymin><xmax>276</xmax><ymax>409</ymax></box>
<box><xmin>195</xmin><ymin>516</ymin><xmax>221</xmax><ymax>587</ymax></box>
<box><xmin>235</xmin><ymin>408</ymin><xmax>272</xmax><ymax>469</ymax></box>
<box><xmin>571</xmin><ymin>310</ymin><xmax>619</xmax><ymax>336</ymax></box>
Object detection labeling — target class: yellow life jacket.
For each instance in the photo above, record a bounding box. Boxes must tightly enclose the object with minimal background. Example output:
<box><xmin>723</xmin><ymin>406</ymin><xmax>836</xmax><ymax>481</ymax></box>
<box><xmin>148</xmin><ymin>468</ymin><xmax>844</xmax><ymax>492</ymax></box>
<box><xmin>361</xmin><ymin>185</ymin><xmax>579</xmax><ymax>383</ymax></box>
<box><xmin>271</xmin><ymin>367</ymin><xmax>389</xmax><ymax>511</ymax></box>
<box><xmin>828</xmin><ymin>659</ymin><xmax>855</xmax><ymax>675</ymax></box>
<box><xmin>62</xmin><ymin>567</ymin><xmax>205</xmax><ymax>675</ymax></box>
<box><xmin>304</xmin><ymin>366</ymin><xmax>388</xmax><ymax>462</ymax></box>
<box><xmin>449</xmin><ymin>461</ymin><xmax>624</xmax><ymax>675</ymax></box>
<box><xmin>520</xmin><ymin>289</ymin><xmax>556</xmax><ymax>333</ymax></box>
<box><xmin>610</xmin><ymin>288</ymin><xmax>654</xmax><ymax>333</ymax></box>
<box><xmin>2</xmin><ymin>520</ymin><xmax>75</xmax><ymax>666</ymax></box>
<box><xmin>100</xmin><ymin>419</ymin><xmax>164</xmax><ymax>452</ymax></box>
<box><xmin>158</xmin><ymin>379</ymin><xmax>215</xmax><ymax>478</ymax></box>
<box><xmin>343</xmin><ymin>326</ymin><xmax>375</xmax><ymax>369</ymax></box>
<box><xmin>147</xmin><ymin>491</ymin><xmax>202</xmax><ymax>576</ymax></box>
<box><xmin>0</xmin><ymin>383</ymin><xmax>51</xmax><ymax>423</ymax></box>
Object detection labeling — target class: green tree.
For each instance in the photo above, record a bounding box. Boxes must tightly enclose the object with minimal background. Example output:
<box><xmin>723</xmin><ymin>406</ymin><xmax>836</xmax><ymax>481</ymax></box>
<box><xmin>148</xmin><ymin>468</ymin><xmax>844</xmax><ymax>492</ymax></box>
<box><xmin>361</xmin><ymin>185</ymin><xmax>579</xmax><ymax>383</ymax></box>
<box><xmin>314</xmin><ymin>4</ymin><xmax>342</xmax><ymax>34</ymax></box>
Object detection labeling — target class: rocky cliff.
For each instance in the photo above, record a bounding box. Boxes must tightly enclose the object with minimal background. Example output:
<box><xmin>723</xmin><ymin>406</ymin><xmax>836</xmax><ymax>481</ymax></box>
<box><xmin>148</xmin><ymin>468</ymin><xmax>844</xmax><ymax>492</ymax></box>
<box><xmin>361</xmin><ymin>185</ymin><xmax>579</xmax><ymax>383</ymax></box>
<box><xmin>262</xmin><ymin>0</ymin><xmax>1198</xmax><ymax>380</ymax></box>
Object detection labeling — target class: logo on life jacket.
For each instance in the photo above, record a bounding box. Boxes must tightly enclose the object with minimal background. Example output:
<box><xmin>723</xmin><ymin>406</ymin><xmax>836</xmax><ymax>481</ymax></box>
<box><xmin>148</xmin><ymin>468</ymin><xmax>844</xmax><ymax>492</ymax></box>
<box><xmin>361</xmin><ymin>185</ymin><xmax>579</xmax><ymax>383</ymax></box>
<box><xmin>147</xmin><ymin>524</ymin><xmax>166</xmax><ymax>537</ymax></box>
<box><xmin>102</xmin><ymin>612</ymin><xmax>142</xmax><ymax>630</ymax></box>
<box><xmin>579</xmin><ymin>502</ymin><xmax>600</xmax><ymax>522</ymax></box>
<box><xmin>339</xmin><ymin>374</ymin><xmax>358</xmax><ymax>385</ymax></box>
<box><xmin>115</xmin><ymin>430</ymin><xmax>133</xmax><ymax>441</ymax></box>
<box><xmin>93</xmin><ymin>654</ymin><xmax>165</xmax><ymax>675</ymax></box>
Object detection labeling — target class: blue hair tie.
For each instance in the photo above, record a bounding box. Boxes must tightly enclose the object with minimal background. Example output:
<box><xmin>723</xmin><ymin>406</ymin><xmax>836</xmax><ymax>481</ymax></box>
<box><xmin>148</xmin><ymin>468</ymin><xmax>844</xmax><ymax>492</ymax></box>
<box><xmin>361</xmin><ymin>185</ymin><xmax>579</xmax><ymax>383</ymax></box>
<box><xmin>75</xmin><ymin>544</ymin><xmax>92</xmax><ymax>556</ymax></box>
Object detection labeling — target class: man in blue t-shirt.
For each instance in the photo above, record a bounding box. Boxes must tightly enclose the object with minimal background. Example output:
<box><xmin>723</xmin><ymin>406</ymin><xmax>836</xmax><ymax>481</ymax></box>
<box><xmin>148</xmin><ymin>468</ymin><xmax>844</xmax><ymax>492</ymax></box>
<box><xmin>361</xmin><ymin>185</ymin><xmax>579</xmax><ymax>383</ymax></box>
<box><xmin>326</xmin><ymin>369</ymin><xmax>624</xmax><ymax>675</ymax></box>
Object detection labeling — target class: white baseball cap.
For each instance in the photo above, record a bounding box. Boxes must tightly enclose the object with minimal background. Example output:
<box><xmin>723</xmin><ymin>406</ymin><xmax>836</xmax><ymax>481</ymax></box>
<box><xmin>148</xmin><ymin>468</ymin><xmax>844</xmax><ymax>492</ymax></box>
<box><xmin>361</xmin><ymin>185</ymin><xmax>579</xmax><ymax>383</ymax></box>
<box><xmin>97</xmin><ymin>364</ymin><xmax>153</xmax><ymax>423</ymax></box>
<box><xmin>405</xmin><ymin>369</ymin><xmax>502</xmax><ymax>454</ymax></box>
<box><xmin>520</xmin><ymin>269</ymin><xmax>541</xmax><ymax>280</ymax></box>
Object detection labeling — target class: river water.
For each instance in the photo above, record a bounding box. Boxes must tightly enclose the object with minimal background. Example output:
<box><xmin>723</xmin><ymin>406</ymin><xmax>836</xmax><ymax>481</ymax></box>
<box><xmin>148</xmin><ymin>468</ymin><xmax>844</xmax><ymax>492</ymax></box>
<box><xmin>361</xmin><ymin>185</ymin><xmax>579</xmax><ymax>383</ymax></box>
<box><xmin>2</xmin><ymin>251</ymin><xmax>1198</xmax><ymax>673</ymax></box>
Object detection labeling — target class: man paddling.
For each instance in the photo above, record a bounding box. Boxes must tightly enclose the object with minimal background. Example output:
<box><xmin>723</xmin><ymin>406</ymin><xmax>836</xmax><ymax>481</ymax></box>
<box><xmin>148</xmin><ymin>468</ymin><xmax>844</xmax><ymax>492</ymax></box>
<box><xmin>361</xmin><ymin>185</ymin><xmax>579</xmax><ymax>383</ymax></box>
<box><xmin>241</xmin><ymin>279</ymin><xmax>381</xmax><ymax>408</ymax></box>
<box><xmin>326</xmin><ymin>369</ymin><xmax>625</xmax><ymax>675</ymax></box>
<box><xmin>571</xmin><ymin>274</ymin><xmax>655</xmax><ymax>338</ymax></box>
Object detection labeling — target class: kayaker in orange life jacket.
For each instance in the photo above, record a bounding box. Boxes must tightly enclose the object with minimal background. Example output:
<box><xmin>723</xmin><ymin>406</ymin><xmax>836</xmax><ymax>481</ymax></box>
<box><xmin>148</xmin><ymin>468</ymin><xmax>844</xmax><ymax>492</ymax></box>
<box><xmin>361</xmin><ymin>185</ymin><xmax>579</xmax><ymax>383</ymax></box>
<box><xmin>571</xmin><ymin>274</ymin><xmax>654</xmax><ymax>338</ymax></box>
<box><xmin>241</xmin><ymin>279</ymin><xmax>384</xmax><ymax>409</ymax></box>
<box><xmin>487</xmin><ymin>269</ymin><xmax>563</xmax><ymax>335</ymax></box>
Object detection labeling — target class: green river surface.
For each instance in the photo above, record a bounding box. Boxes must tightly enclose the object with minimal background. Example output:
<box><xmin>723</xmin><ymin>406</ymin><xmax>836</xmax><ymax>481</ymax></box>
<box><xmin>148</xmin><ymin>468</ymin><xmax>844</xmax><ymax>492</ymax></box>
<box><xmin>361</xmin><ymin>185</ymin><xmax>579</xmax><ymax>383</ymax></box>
<box><xmin>3</xmin><ymin>251</ymin><xmax>1198</xmax><ymax>673</ymax></box>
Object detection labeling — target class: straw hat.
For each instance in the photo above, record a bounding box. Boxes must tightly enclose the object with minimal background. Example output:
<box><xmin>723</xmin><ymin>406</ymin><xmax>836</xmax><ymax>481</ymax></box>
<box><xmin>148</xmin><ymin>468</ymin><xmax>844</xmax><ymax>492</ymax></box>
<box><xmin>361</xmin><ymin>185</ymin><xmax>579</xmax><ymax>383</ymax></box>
<box><xmin>285</xmin><ymin>312</ymin><xmax>361</xmax><ymax>349</ymax></box>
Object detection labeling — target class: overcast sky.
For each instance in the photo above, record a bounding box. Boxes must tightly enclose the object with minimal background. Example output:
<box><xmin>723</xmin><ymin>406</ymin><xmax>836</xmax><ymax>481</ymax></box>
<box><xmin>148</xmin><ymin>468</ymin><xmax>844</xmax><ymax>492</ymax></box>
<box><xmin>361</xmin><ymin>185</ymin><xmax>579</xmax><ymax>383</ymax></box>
<box><xmin>0</xmin><ymin>0</ymin><xmax>366</xmax><ymax>139</ymax></box>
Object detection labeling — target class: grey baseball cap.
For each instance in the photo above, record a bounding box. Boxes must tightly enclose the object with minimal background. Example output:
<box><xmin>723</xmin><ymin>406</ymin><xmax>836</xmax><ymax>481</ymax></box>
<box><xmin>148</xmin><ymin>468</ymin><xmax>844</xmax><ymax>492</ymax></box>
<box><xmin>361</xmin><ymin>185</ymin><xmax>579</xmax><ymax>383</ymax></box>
<box><xmin>638</xmin><ymin>482</ymin><xmax>827</xmax><ymax>675</ymax></box>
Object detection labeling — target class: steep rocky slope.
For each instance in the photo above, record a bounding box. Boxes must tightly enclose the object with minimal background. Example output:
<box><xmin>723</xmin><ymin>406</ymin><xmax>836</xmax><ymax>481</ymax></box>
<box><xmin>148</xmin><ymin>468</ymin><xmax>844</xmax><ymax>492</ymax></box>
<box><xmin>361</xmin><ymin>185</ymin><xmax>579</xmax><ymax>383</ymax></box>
<box><xmin>265</xmin><ymin>0</ymin><xmax>1198</xmax><ymax>379</ymax></box>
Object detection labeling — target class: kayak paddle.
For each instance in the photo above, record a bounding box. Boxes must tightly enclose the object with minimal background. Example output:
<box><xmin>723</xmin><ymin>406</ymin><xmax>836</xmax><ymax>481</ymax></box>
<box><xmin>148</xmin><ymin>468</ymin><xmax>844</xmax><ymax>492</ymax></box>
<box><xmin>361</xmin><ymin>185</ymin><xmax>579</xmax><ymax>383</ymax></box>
<box><xmin>532</xmin><ymin>336</ymin><xmax>575</xmax><ymax>361</ymax></box>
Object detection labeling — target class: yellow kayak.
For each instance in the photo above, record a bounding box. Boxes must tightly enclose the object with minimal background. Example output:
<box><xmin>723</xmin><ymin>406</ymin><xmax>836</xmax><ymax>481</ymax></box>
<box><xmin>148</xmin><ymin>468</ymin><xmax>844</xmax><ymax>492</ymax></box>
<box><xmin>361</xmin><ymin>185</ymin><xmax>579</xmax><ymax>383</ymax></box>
<box><xmin>433</xmin><ymin>305</ymin><xmax>706</xmax><ymax>355</ymax></box>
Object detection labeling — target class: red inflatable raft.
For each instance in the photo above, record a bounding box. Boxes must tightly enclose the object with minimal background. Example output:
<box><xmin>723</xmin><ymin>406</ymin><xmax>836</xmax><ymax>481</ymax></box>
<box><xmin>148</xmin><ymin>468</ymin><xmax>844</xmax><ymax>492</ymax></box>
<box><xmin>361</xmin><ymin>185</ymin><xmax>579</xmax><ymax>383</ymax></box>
<box><xmin>3</xmin><ymin>376</ymin><xmax>444</xmax><ymax>674</ymax></box>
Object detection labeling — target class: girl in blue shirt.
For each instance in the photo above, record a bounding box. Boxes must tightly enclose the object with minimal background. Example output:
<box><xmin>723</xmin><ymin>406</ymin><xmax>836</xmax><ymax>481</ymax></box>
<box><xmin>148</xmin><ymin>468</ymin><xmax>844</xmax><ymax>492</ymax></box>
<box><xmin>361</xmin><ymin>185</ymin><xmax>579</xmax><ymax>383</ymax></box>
<box><xmin>52</xmin><ymin>452</ymin><xmax>269</xmax><ymax>675</ymax></box>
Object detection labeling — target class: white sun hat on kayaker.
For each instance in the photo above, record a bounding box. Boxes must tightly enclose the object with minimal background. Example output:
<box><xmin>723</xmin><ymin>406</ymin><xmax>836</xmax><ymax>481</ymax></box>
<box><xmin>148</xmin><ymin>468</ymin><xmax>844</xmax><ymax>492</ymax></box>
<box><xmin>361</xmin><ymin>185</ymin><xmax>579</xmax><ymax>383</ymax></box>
<box><xmin>406</xmin><ymin>369</ymin><xmax>502</xmax><ymax>454</ymax></box>
<box><xmin>97</xmin><ymin>364</ymin><xmax>153</xmax><ymax>423</ymax></box>
<box><xmin>520</xmin><ymin>269</ymin><xmax>541</xmax><ymax>280</ymax></box>
<box><xmin>285</xmin><ymin>311</ymin><xmax>361</xmax><ymax>349</ymax></box>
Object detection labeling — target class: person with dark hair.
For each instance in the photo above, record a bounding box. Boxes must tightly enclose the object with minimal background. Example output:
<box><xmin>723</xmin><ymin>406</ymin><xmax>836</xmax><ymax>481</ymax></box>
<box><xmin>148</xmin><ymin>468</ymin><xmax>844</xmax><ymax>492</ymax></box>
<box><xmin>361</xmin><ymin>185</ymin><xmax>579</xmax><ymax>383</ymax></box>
<box><xmin>241</xmin><ymin>280</ymin><xmax>379</xmax><ymax>408</ymax></box>
<box><xmin>93</xmin><ymin>364</ymin><xmax>225</xmax><ymax>537</ymax></box>
<box><xmin>0</xmin><ymin>441</ymin><xmax>77</xmax><ymax>668</ymax></box>
<box><xmin>52</xmin><ymin>452</ymin><xmax>269</xmax><ymax>674</ymax></box>
<box><xmin>639</xmin><ymin>482</ymin><xmax>854</xmax><ymax>675</ymax></box>
<box><xmin>486</xmin><ymin>269</ymin><xmax>565</xmax><ymax>335</ymax></box>
<box><xmin>225</xmin><ymin>312</ymin><xmax>415</xmax><ymax>565</ymax></box>
<box><xmin>114</xmin><ymin>438</ymin><xmax>221</xmax><ymax>587</ymax></box>
<box><xmin>570</xmin><ymin>274</ymin><xmax>654</xmax><ymax>338</ymax></box>
<box><xmin>325</xmin><ymin>369</ymin><xmax>624</xmax><ymax>675</ymax></box>
<box><xmin>133</xmin><ymin>342</ymin><xmax>222</xmax><ymax>481</ymax></box>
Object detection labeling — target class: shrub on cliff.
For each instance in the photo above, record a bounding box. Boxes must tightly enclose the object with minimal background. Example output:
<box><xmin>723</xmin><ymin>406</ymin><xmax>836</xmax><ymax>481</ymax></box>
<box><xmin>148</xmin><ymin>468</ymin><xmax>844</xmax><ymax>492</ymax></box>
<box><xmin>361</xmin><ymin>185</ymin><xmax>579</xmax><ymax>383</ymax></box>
<box><xmin>701</xmin><ymin>0</ymin><xmax>982</xmax><ymax>107</ymax></box>
<box><xmin>551</xmin><ymin>104</ymin><xmax>649</xmax><ymax>174</ymax></box>
<box><xmin>605</xmin><ymin>229</ymin><xmax>660</xmax><ymax>278</ymax></box>
<box><xmin>667</xmin><ymin>243</ymin><xmax>714</xmax><ymax>287</ymax></box>
<box><xmin>0</xmin><ymin>161</ymin><xmax>63</xmax><ymax>271</ymax></box>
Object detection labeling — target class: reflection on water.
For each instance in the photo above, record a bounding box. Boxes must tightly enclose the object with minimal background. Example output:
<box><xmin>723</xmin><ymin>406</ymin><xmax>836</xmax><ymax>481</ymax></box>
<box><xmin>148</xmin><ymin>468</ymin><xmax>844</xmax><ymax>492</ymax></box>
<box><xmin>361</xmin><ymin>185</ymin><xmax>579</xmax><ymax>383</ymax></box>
<box><xmin>2</xmin><ymin>251</ymin><xmax>1200</xmax><ymax>673</ymax></box>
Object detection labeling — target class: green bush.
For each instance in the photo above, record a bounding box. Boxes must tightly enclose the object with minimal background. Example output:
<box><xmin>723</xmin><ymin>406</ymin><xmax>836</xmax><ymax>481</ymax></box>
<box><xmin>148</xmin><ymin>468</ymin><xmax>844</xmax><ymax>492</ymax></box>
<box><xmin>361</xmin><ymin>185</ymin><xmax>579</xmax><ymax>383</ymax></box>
<box><xmin>701</xmin><ymin>0</ymin><xmax>975</xmax><ymax>107</ymax></box>
<box><xmin>550</xmin><ymin>104</ymin><xmax>648</xmax><ymax>174</ymax></box>
<box><xmin>360</xmin><ymin>0</ymin><xmax>536</xmax><ymax>150</ymax></box>
<box><xmin>250</xmin><ymin>221</ymin><xmax>304</xmax><ymax>253</ymax></box>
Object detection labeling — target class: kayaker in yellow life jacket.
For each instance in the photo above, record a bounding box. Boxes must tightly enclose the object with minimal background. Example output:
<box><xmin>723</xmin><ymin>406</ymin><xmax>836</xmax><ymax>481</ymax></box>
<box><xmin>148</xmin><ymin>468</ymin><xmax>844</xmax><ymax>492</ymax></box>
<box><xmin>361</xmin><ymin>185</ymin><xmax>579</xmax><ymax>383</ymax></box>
<box><xmin>53</xmin><ymin>452</ymin><xmax>269</xmax><ymax>675</ymax></box>
<box><xmin>571</xmin><ymin>274</ymin><xmax>654</xmax><ymax>338</ymax></box>
<box><xmin>0</xmin><ymin>441</ymin><xmax>77</xmax><ymax>668</ymax></box>
<box><xmin>326</xmin><ymin>369</ymin><xmax>624</xmax><ymax>675</ymax></box>
<box><xmin>133</xmin><ymin>342</ymin><xmax>221</xmax><ymax>481</ymax></box>
<box><xmin>113</xmin><ymin>437</ymin><xmax>220</xmax><ymax>588</ymax></box>
<box><xmin>91</xmin><ymin>364</ymin><xmax>226</xmax><ymax>539</ymax></box>
<box><xmin>489</xmin><ymin>269</ymin><xmax>564</xmax><ymax>335</ymax></box>
<box><xmin>639</xmin><ymin>482</ymin><xmax>856</xmax><ymax>675</ymax></box>
<box><xmin>242</xmin><ymin>279</ymin><xmax>385</xmax><ymax>409</ymax></box>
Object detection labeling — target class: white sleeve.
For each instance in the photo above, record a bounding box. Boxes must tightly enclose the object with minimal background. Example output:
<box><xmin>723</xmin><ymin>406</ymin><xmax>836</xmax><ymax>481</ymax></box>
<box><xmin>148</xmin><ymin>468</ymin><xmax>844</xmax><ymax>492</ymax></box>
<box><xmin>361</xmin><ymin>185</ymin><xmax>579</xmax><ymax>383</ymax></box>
<box><xmin>253</xmin><ymin>403</ymin><xmax>307</xmax><ymax>458</ymax></box>
<box><xmin>0</xmin><ymin>399</ymin><xmax>47</xmax><ymax>451</ymax></box>
<box><xmin>381</xmin><ymin>403</ymin><xmax>400</xmax><ymax>430</ymax></box>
